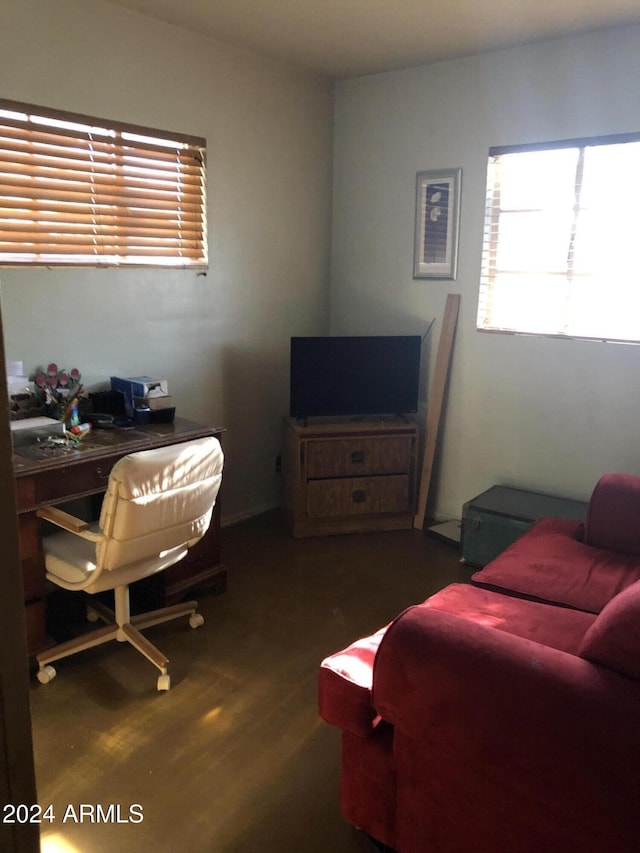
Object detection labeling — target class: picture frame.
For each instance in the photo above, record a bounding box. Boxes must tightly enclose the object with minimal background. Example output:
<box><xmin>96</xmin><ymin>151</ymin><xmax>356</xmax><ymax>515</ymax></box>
<box><xmin>413</xmin><ymin>167</ymin><xmax>462</xmax><ymax>280</ymax></box>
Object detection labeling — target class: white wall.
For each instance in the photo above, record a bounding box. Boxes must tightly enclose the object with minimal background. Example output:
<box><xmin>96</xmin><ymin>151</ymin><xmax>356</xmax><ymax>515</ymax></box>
<box><xmin>0</xmin><ymin>0</ymin><xmax>333</xmax><ymax>523</ymax></box>
<box><xmin>331</xmin><ymin>26</ymin><xmax>640</xmax><ymax>519</ymax></box>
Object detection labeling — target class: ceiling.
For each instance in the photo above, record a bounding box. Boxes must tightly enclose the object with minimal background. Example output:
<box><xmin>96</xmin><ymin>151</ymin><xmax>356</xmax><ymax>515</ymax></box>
<box><xmin>103</xmin><ymin>0</ymin><xmax>640</xmax><ymax>79</ymax></box>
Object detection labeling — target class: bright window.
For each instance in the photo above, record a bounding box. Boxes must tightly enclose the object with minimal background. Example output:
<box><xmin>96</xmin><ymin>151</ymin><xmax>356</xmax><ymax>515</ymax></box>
<box><xmin>0</xmin><ymin>99</ymin><xmax>207</xmax><ymax>268</ymax></box>
<box><xmin>478</xmin><ymin>134</ymin><xmax>640</xmax><ymax>343</ymax></box>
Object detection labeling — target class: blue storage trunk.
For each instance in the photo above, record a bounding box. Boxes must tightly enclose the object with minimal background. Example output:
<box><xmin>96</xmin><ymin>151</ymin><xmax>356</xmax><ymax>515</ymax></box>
<box><xmin>461</xmin><ymin>485</ymin><xmax>589</xmax><ymax>568</ymax></box>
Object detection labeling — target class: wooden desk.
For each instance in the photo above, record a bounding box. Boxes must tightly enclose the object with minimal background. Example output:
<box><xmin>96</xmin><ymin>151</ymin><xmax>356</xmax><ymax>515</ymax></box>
<box><xmin>12</xmin><ymin>417</ymin><xmax>226</xmax><ymax>655</ymax></box>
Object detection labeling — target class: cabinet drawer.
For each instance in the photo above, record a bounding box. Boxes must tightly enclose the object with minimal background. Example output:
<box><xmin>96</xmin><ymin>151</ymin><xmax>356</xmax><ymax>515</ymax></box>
<box><xmin>307</xmin><ymin>475</ymin><xmax>410</xmax><ymax>518</ymax></box>
<box><xmin>306</xmin><ymin>437</ymin><xmax>412</xmax><ymax>479</ymax></box>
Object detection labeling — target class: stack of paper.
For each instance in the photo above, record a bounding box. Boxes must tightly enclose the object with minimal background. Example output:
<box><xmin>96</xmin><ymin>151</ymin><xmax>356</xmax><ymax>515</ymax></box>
<box><xmin>6</xmin><ymin>359</ymin><xmax>31</xmax><ymax>396</ymax></box>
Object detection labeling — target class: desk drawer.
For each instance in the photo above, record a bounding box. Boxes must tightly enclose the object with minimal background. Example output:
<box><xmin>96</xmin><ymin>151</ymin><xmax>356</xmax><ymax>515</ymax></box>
<box><xmin>35</xmin><ymin>460</ymin><xmax>115</xmax><ymax>504</ymax></box>
<box><xmin>307</xmin><ymin>475</ymin><xmax>410</xmax><ymax>518</ymax></box>
<box><xmin>306</xmin><ymin>437</ymin><xmax>412</xmax><ymax>479</ymax></box>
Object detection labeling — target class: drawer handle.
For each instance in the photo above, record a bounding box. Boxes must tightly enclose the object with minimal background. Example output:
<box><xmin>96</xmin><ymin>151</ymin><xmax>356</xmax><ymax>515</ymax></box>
<box><xmin>95</xmin><ymin>466</ymin><xmax>110</xmax><ymax>481</ymax></box>
<box><xmin>472</xmin><ymin>516</ymin><xmax>482</xmax><ymax>529</ymax></box>
<box><xmin>350</xmin><ymin>450</ymin><xmax>365</xmax><ymax>464</ymax></box>
<box><xmin>352</xmin><ymin>490</ymin><xmax>367</xmax><ymax>504</ymax></box>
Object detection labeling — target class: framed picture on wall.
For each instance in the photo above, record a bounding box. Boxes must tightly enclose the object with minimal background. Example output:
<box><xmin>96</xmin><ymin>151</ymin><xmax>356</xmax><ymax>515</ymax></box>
<box><xmin>413</xmin><ymin>168</ymin><xmax>462</xmax><ymax>280</ymax></box>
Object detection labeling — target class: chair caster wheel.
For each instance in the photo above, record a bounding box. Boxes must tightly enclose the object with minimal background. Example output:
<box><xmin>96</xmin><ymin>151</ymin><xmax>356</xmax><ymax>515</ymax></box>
<box><xmin>37</xmin><ymin>665</ymin><xmax>56</xmax><ymax>684</ymax></box>
<box><xmin>189</xmin><ymin>613</ymin><xmax>204</xmax><ymax>629</ymax></box>
<box><xmin>157</xmin><ymin>674</ymin><xmax>171</xmax><ymax>691</ymax></box>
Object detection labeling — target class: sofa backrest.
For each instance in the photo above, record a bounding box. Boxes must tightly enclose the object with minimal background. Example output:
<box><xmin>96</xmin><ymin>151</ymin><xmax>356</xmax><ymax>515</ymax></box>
<box><xmin>578</xmin><ymin>580</ymin><xmax>640</xmax><ymax>679</ymax></box>
<box><xmin>584</xmin><ymin>473</ymin><xmax>640</xmax><ymax>555</ymax></box>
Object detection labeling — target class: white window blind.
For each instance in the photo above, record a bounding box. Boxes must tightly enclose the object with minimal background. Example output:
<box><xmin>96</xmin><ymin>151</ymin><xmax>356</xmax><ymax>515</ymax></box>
<box><xmin>478</xmin><ymin>133</ymin><xmax>640</xmax><ymax>343</ymax></box>
<box><xmin>0</xmin><ymin>99</ymin><xmax>207</xmax><ymax>268</ymax></box>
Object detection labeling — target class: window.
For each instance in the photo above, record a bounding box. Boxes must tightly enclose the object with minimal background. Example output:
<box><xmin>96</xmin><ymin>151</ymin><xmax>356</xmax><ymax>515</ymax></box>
<box><xmin>478</xmin><ymin>133</ymin><xmax>640</xmax><ymax>343</ymax></box>
<box><xmin>0</xmin><ymin>99</ymin><xmax>206</xmax><ymax>268</ymax></box>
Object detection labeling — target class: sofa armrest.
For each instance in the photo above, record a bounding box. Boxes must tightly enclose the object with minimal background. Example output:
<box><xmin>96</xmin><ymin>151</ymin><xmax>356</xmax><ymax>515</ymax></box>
<box><xmin>585</xmin><ymin>472</ymin><xmax>640</xmax><ymax>554</ymax></box>
<box><xmin>370</xmin><ymin>604</ymin><xmax>640</xmax><ymax>851</ymax></box>
<box><xmin>319</xmin><ymin>625</ymin><xmax>387</xmax><ymax>738</ymax></box>
<box><xmin>373</xmin><ymin>604</ymin><xmax>640</xmax><ymax>770</ymax></box>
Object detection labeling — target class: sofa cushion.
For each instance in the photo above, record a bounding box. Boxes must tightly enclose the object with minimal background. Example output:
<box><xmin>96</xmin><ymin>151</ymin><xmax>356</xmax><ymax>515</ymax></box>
<box><xmin>578</xmin><ymin>581</ymin><xmax>640</xmax><ymax>679</ymax></box>
<box><xmin>471</xmin><ymin>517</ymin><xmax>640</xmax><ymax>613</ymax></box>
<box><xmin>423</xmin><ymin>583</ymin><xmax>596</xmax><ymax>654</ymax></box>
<box><xmin>584</xmin><ymin>473</ymin><xmax>640</xmax><ymax>555</ymax></box>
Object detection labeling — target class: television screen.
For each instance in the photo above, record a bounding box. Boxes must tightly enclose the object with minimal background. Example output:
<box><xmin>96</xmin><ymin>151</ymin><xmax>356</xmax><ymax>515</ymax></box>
<box><xmin>290</xmin><ymin>335</ymin><xmax>421</xmax><ymax>419</ymax></box>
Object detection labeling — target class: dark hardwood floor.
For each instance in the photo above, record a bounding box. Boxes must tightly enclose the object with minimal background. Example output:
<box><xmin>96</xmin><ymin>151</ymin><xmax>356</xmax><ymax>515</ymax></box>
<box><xmin>30</xmin><ymin>509</ymin><xmax>469</xmax><ymax>853</ymax></box>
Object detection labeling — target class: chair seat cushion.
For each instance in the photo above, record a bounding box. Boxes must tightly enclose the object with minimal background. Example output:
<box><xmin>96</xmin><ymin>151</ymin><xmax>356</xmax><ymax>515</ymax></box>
<box><xmin>44</xmin><ymin>527</ymin><xmax>187</xmax><ymax>592</ymax></box>
<box><xmin>472</xmin><ymin>517</ymin><xmax>640</xmax><ymax>613</ymax></box>
<box><xmin>44</xmin><ymin>525</ymin><xmax>101</xmax><ymax>585</ymax></box>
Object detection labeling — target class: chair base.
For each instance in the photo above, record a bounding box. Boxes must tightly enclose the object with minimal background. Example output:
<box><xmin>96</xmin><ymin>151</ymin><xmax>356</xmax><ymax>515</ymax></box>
<box><xmin>36</xmin><ymin>589</ymin><xmax>203</xmax><ymax>691</ymax></box>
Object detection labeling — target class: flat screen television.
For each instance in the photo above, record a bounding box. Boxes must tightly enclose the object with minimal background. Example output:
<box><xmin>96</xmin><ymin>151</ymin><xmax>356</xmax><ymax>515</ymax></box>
<box><xmin>290</xmin><ymin>335</ymin><xmax>421</xmax><ymax>419</ymax></box>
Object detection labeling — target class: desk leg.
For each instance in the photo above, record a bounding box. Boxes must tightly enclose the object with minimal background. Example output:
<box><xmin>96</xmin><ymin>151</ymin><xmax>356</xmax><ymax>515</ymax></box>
<box><xmin>18</xmin><ymin>513</ymin><xmax>49</xmax><ymax>655</ymax></box>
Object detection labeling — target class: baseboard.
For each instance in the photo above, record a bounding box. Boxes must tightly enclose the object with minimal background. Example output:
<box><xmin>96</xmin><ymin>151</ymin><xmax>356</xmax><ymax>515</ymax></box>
<box><xmin>221</xmin><ymin>501</ymin><xmax>281</xmax><ymax>528</ymax></box>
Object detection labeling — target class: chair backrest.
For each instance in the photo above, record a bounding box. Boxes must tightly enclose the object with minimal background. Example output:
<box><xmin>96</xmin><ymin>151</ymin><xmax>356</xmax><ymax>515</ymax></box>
<box><xmin>584</xmin><ymin>473</ymin><xmax>640</xmax><ymax>555</ymax></box>
<box><xmin>96</xmin><ymin>436</ymin><xmax>224</xmax><ymax>572</ymax></box>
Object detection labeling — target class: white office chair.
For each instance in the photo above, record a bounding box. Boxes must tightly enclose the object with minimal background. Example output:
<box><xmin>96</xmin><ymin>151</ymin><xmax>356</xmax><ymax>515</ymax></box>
<box><xmin>35</xmin><ymin>436</ymin><xmax>224</xmax><ymax>691</ymax></box>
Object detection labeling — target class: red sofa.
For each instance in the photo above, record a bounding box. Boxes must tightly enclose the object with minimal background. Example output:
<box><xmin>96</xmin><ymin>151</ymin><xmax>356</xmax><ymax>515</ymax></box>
<box><xmin>318</xmin><ymin>474</ymin><xmax>640</xmax><ymax>852</ymax></box>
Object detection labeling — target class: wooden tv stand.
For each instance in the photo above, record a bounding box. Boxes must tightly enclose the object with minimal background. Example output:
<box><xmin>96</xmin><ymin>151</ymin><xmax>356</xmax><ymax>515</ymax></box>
<box><xmin>282</xmin><ymin>417</ymin><xmax>418</xmax><ymax>537</ymax></box>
